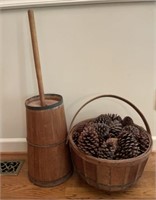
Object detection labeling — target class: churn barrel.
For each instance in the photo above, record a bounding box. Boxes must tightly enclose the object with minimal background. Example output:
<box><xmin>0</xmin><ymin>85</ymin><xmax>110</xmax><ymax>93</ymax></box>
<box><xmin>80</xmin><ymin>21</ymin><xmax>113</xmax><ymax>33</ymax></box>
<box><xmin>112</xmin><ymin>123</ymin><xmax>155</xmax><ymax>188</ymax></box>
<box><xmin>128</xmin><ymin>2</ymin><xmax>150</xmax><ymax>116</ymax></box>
<box><xmin>25</xmin><ymin>10</ymin><xmax>72</xmax><ymax>187</ymax></box>
<box><xmin>25</xmin><ymin>94</ymin><xmax>72</xmax><ymax>187</ymax></box>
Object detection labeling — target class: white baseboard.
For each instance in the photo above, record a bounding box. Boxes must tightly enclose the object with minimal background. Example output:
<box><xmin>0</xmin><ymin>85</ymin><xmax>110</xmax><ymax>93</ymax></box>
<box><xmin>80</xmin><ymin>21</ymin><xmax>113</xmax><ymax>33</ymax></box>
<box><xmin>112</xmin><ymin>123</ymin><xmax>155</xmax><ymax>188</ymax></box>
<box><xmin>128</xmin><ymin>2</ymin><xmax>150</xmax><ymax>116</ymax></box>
<box><xmin>152</xmin><ymin>136</ymin><xmax>156</xmax><ymax>151</ymax></box>
<box><xmin>0</xmin><ymin>138</ymin><xmax>27</xmax><ymax>153</ymax></box>
<box><xmin>0</xmin><ymin>136</ymin><xmax>156</xmax><ymax>152</ymax></box>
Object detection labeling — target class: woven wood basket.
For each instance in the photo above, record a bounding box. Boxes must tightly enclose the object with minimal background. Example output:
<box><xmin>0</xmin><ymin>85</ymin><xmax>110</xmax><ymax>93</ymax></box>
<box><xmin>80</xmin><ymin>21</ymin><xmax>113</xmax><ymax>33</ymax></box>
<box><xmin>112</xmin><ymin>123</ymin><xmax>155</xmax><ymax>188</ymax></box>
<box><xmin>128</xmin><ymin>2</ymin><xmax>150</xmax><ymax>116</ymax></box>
<box><xmin>68</xmin><ymin>95</ymin><xmax>153</xmax><ymax>192</ymax></box>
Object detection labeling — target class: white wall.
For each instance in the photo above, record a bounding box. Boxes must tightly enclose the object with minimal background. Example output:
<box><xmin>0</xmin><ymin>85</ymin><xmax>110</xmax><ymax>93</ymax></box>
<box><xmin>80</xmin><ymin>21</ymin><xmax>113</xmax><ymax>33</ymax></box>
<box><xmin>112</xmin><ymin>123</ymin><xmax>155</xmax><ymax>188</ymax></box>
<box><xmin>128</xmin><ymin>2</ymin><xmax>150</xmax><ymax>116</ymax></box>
<box><xmin>0</xmin><ymin>2</ymin><xmax>156</xmax><ymax>151</ymax></box>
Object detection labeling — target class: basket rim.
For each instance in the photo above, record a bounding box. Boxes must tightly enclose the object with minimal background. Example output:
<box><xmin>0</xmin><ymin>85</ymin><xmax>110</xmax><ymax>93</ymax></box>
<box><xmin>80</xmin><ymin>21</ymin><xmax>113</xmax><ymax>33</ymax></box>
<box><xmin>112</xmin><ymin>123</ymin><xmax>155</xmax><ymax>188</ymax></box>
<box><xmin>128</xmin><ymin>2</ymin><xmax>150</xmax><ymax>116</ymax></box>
<box><xmin>25</xmin><ymin>93</ymin><xmax>63</xmax><ymax>110</ymax></box>
<box><xmin>68</xmin><ymin>118</ymin><xmax>153</xmax><ymax>164</ymax></box>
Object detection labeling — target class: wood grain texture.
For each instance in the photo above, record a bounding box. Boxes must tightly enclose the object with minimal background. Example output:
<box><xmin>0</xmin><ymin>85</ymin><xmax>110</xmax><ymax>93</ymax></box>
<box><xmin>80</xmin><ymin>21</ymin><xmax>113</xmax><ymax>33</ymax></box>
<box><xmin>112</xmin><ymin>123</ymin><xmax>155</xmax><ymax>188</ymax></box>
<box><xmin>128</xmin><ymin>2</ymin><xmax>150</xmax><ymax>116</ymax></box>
<box><xmin>26</xmin><ymin>103</ymin><xmax>67</xmax><ymax>145</ymax></box>
<box><xmin>26</xmin><ymin>95</ymin><xmax>72</xmax><ymax>186</ymax></box>
<box><xmin>1</xmin><ymin>152</ymin><xmax>156</xmax><ymax>199</ymax></box>
<box><xmin>28</xmin><ymin>10</ymin><xmax>45</xmax><ymax>106</ymax></box>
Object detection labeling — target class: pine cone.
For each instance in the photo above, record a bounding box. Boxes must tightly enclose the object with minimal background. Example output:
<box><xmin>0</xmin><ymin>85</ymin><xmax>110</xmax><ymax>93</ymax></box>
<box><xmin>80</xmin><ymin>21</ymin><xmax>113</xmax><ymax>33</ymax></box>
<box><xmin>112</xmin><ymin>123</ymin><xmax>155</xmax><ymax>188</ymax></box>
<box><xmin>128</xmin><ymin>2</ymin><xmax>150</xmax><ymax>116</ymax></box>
<box><xmin>98</xmin><ymin>141</ymin><xmax>114</xmax><ymax>159</ymax></box>
<box><xmin>97</xmin><ymin>138</ymin><xmax>118</xmax><ymax>159</ymax></box>
<box><xmin>73</xmin><ymin>131</ymin><xmax>80</xmax><ymax>145</ymax></box>
<box><xmin>123</xmin><ymin>125</ymin><xmax>150</xmax><ymax>154</ymax></box>
<box><xmin>122</xmin><ymin>116</ymin><xmax>134</xmax><ymax>126</ymax></box>
<box><xmin>77</xmin><ymin>126</ymin><xmax>99</xmax><ymax>157</ymax></box>
<box><xmin>94</xmin><ymin>114</ymin><xmax>112</xmax><ymax>125</ymax></box>
<box><xmin>72</xmin><ymin>122</ymin><xmax>88</xmax><ymax>145</ymax></box>
<box><xmin>75</xmin><ymin>122</ymin><xmax>87</xmax><ymax>133</ymax></box>
<box><xmin>122</xmin><ymin>125</ymin><xmax>140</xmax><ymax>137</ymax></box>
<box><xmin>109</xmin><ymin>120</ymin><xmax>123</xmax><ymax>137</ymax></box>
<box><xmin>138</xmin><ymin>131</ymin><xmax>150</xmax><ymax>153</ymax></box>
<box><xmin>115</xmin><ymin>131</ymin><xmax>140</xmax><ymax>159</ymax></box>
<box><xmin>134</xmin><ymin>127</ymin><xmax>150</xmax><ymax>154</ymax></box>
<box><xmin>94</xmin><ymin>122</ymin><xmax>110</xmax><ymax>141</ymax></box>
<box><xmin>94</xmin><ymin>114</ymin><xmax>123</xmax><ymax>137</ymax></box>
<box><xmin>108</xmin><ymin>113</ymin><xmax>122</xmax><ymax>122</ymax></box>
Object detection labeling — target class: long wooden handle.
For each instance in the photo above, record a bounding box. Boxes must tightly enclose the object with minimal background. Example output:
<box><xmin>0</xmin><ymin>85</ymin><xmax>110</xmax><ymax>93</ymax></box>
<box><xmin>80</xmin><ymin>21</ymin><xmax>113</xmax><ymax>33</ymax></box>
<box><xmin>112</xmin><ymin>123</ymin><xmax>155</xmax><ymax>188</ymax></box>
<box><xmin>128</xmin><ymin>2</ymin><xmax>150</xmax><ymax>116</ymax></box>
<box><xmin>28</xmin><ymin>10</ymin><xmax>46</xmax><ymax>106</ymax></box>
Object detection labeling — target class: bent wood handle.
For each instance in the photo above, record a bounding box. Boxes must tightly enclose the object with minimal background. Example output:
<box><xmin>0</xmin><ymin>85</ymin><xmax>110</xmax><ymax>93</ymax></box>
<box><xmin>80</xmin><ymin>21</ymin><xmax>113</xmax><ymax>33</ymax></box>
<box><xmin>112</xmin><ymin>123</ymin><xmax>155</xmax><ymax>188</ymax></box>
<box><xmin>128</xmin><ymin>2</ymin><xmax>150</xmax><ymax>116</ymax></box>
<box><xmin>28</xmin><ymin>10</ymin><xmax>46</xmax><ymax>106</ymax></box>
<box><xmin>69</xmin><ymin>94</ymin><xmax>151</xmax><ymax>135</ymax></box>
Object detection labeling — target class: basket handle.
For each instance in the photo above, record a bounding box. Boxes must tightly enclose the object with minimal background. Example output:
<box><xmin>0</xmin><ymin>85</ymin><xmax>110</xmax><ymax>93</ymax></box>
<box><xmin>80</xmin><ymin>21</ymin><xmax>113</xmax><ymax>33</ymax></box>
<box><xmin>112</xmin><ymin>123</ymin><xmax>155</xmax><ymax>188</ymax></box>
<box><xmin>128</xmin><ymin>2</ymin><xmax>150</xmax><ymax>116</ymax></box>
<box><xmin>69</xmin><ymin>94</ymin><xmax>151</xmax><ymax>135</ymax></box>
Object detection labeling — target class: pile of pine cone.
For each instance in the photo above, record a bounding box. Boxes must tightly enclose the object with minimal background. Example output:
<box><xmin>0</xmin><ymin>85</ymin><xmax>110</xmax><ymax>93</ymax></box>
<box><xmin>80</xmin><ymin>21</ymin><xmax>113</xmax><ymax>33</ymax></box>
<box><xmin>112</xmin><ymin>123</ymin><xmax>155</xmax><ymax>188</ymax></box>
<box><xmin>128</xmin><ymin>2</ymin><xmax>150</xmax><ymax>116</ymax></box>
<box><xmin>72</xmin><ymin>114</ymin><xmax>150</xmax><ymax>160</ymax></box>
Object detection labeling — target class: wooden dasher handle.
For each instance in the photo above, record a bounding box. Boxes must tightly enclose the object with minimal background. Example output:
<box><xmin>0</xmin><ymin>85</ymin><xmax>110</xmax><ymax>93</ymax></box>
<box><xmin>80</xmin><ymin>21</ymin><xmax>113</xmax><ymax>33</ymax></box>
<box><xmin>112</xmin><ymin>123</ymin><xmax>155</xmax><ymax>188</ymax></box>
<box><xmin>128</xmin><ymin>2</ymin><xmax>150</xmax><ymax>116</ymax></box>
<box><xmin>28</xmin><ymin>10</ymin><xmax>46</xmax><ymax>106</ymax></box>
<box><xmin>69</xmin><ymin>94</ymin><xmax>151</xmax><ymax>135</ymax></box>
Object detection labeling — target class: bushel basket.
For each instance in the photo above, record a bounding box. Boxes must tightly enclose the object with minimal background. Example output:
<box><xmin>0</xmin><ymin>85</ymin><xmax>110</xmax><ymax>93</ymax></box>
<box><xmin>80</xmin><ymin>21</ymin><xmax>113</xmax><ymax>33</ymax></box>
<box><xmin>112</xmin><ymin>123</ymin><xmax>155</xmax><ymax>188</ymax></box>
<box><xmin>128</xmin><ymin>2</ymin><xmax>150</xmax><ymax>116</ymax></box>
<box><xmin>68</xmin><ymin>95</ymin><xmax>153</xmax><ymax>192</ymax></box>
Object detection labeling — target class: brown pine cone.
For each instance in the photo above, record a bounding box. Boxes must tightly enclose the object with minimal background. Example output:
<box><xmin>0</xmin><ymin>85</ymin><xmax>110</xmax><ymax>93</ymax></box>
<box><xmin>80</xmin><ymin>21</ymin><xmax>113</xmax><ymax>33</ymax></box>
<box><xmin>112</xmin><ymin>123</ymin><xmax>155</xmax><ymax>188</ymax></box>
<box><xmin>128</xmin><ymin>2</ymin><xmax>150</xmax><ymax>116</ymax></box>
<box><xmin>122</xmin><ymin>125</ymin><xmax>140</xmax><ymax>137</ymax></box>
<box><xmin>108</xmin><ymin>113</ymin><xmax>122</xmax><ymax>123</ymax></box>
<box><xmin>97</xmin><ymin>138</ymin><xmax>118</xmax><ymax>159</ymax></box>
<box><xmin>123</xmin><ymin>125</ymin><xmax>150</xmax><ymax>154</ymax></box>
<box><xmin>72</xmin><ymin>131</ymin><xmax>80</xmax><ymax>145</ymax></box>
<box><xmin>139</xmin><ymin>131</ymin><xmax>150</xmax><ymax>154</ymax></box>
<box><xmin>75</xmin><ymin>122</ymin><xmax>87</xmax><ymax>133</ymax></box>
<box><xmin>134</xmin><ymin>127</ymin><xmax>150</xmax><ymax>154</ymax></box>
<box><xmin>77</xmin><ymin>126</ymin><xmax>99</xmax><ymax>157</ymax></box>
<box><xmin>115</xmin><ymin>131</ymin><xmax>140</xmax><ymax>159</ymax></box>
<box><xmin>94</xmin><ymin>122</ymin><xmax>110</xmax><ymax>141</ymax></box>
<box><xmin>122</xmin><ymin>116</ymin><xmax>134</xmax><ymax>126</ymax></box>
<box><xmin>97</xmin><ymin>141</ymin><xmax>114</xmax><ymax>159</ymax></box>
<box><xmin>109</xmin><ymin>120</ymin><xmax>123</xmax><ymax>137</ymax></box>
<box><xmin>72</xmin><ymin>122</ymin><xmax>89</xmax><ymax>145</ymax></box>
<box><xmin>94</xmin><ymin>114</ymin><xmax>112</xmax><ymax>125</ymax></box>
